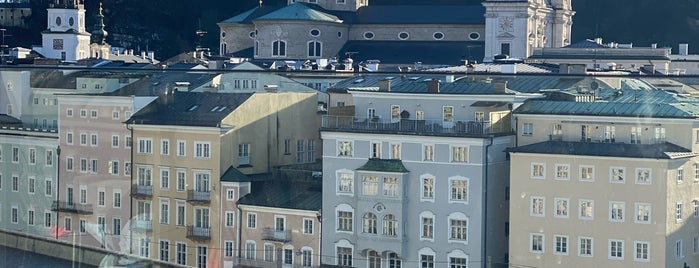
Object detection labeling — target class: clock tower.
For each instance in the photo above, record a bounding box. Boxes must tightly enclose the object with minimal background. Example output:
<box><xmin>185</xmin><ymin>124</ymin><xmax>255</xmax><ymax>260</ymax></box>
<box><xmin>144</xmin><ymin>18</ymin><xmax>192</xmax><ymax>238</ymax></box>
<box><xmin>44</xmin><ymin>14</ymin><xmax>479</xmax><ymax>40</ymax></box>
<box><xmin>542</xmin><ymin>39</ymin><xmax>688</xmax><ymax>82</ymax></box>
<box><xmin>482</xmin><ymin>0</ymin><xmax>574</xmax><ymax>62</ymax></box>
<box><xmin>35</xmin><ymin>0</ymin><xmax>91</xmax><ymax>62</ymax></box>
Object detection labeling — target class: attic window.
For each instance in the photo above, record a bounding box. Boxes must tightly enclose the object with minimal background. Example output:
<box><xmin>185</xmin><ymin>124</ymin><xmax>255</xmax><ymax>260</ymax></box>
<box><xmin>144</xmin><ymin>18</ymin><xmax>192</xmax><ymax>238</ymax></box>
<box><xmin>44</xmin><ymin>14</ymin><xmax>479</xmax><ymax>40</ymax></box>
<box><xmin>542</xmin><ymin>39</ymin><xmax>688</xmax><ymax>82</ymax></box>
<box><xmin>211</xmin><ymin>106</ymin><xmax>220</xmax><ymax>112</ymax></box>
<box><xmin>187</xmin><ymin>105</ymin><xmax>199</xmax><ymax>112</ymax></box>
<box><xmin>408</xmin><ymin>77</ymin><xmax>420</xmax><ymax>80</ymax></box>
<box><xmin>384</xmin><ymin>76</ymin><xmax>395</xmax><ymax>80</ymax></box>
<box><xmin>217</xmin><ymin>106</ymin><xmax>227</xmax><ymax>112</ymax></box>
<box><xmin>353</xmin><ymin>78</ymin><xmax>365</xmax><ymax>83</ymax></box>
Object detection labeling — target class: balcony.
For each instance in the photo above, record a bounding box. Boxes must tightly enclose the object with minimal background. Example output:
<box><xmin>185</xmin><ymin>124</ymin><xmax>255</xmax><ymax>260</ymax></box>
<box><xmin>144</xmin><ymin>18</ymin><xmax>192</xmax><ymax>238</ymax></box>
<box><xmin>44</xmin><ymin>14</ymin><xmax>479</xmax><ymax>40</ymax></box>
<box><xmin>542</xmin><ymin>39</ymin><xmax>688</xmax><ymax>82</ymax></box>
<box><xmin>51</xmin><ymin>201</ymin><xmax>93</xmax><ymax>214</ymax></box>
<box><xmin>187</xmin><ymin>226</ymin><xmax>211</xmax><ymax>241</ymax></box>
<box><xmin>322</xmin><ymin>115</ymin><xmax>511</xmax><ymax>137</ymax></box>
<box><xmin>130</xmin><ymin>219</ymin><xmax>153</xmax><ymax>232</ymax></box>
<box><xmin>131</xmin><ymin>184</ymin><xmax>153</xmax><ymax>198</ymax></box>
<box><xmin>187</xmin><ymin>190</ymin><xmax>210</xmax><ymax>204</ymax></box>
<box><xmin>262</xmin><ymin>227</ymin><xmax>292</xmax><ymax>242</ymax></box>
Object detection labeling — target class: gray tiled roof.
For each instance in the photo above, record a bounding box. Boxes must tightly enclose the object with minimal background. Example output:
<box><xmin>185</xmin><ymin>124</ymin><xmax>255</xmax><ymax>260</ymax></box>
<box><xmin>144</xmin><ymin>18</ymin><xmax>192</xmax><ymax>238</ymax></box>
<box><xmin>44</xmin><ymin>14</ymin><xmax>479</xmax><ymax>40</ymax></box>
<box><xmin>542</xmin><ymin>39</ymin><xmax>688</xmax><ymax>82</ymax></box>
<box><xmin>221</xmin><ymin>6</ymin><xmax>283</xmax><ymax>24</ymax></box>
<box><xmin>564</xmin><ymin>39</ymin><xmax>609</xmax><ymax>49</ymax></box>
<box><xmin>238</xmin><ymin>182</ymin><xmax>322</xmax><ymax>211</ymax></box>
<box><xmin>126</xmin><ymin>92</ymin><xmax>253</xmax><ymax>127</ymax></box>
<box><xmin>355</xmin><ymin>5</ymin><xmax>485</xmax><ymax>24</ymax></box>
<box><xmin>356</xmin><ymin>158</ymin><xmax>409</xmax><ymax>173</ymax></box>
<box><xmin>509</xmin><ymin>141</ymin><xmax>695</xmax><ymax>159</ymax></box>
<box><xmin>330</xmin><ymin>74</ymin><xmax>515</xmax><ymax>95</ymax></box>
<box><xmin>256</xmin><ymin>3</ymin><xmax>342</xmax><ymax>23</ymax></box>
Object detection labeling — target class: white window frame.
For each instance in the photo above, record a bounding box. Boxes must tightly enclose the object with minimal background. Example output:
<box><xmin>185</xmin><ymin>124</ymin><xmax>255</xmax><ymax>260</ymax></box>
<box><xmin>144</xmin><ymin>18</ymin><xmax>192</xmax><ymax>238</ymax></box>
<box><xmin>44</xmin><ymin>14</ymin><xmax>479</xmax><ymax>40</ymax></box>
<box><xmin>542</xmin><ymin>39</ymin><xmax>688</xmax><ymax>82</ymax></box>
<box><xmin>530</xmin><ymin>233</ymin><xmax>544</xmax><ymax>253</ymax></box>
<box><xmin>579</xmin><ymin>199</ymin><xmax>594</xmax><ymax>220</ymax></box>
<box><xmin>634</xmin><ymin>240</ymin><xmax>650</xmax><ymax>262</ymax></box>
<box><xmin>609</xmin><ymin>239</ymin><xmax>624</xmax><ymax>260</ymax></box>
<box><xmin>530</xmin><ymin>196</ymin><xmax>545</xmax><ymax>217</ymax></box>
<box><xmin>609</xmin><ymin>201</ymin><xmax>625</xmax><ymax>222</ymax></box>
<box><xmin>554</xmin><ymin>198</ymin><xmax>569</xmax><ymax>218</ymax></box>
<box><xmin>635</xmin><ymin>168</ymin><xmax>652</xmax><ymax>185</ymax></box>
<box><xmin>522</xmin><ymin>122</ymin><xmax>533</xmax><ymax>136</ymax></box>
<box><xmin>137</xmin><ymin>138</ymin><xmax>153</xmax><ymax>154</ymax></box>
<box><xmin>448</xmin><ymin>177</ymin><xmax>469</xmax><ymax>204</ymax></box>
<box><xmin>634</xmin><ymin>202</ymin><xmax>651</xmax><ymax>224</ymax></box>
<box><xmin>303</xmin><ymin>218</ymin><xmax>314</xmax><ymax>234</ymax></box>
<box><xmin>578</xmin><ymin>236</ymin><xmax>593</xmax><ymax>257</ymax></box>
<box><xmin>337</xmin><ymin>140</ymin><xmax>353</xmax><ymax>157</ymax></box>
<box><xmin>195</xmin><ymin>141</ymin><xmax>211</xmax><ymax>158</ymax></box>
<box><xmin>247</xmin><ymin>213</ymin><xmax>257</xmax><ymax>229</ymax></box>
<box><xmin>161</xmin><ymin>139</ymin><xmax>170</xmax><ymax>155</ymax></box>
<box><xmin>554</xmin><ymin>164</ymin><xmax>570</xmax><ymax>180</ymax></box>
<box><xmin>420</xmin><ymin>175</ymin><xmax>435</xmax><ymax>202</ymax></box>
<box><xmin>553</xmin><ymin>235</ymin><xmax>569</xmax><ymax>255</ymax></box>
<box><xmin>531</xmin><ymin>163</ymin><xmax>545</xmax><ymax>179</ymax></box>
<box><xmin>447</xmin><ymin>212</ymin><xmax>468</xmax><ymax>244</ymax></box>
<box><xmin>610</xmin><ymin>167</ymin><xmax>625</xmax><ymax>183</ymax></box>
<box><xmin>423</xmin><ymin>144</ymin><xmax>434</xmax><ymax>161</ymax></box>
<box><xmin>177</xmin><ymin>140</ymin><xmax>186</xmax><ymax>156</ymax></box>
<box><xmin>336</xmin><ymin>170</ymin><xmax>354</xmax><ymax>196</ymax></box>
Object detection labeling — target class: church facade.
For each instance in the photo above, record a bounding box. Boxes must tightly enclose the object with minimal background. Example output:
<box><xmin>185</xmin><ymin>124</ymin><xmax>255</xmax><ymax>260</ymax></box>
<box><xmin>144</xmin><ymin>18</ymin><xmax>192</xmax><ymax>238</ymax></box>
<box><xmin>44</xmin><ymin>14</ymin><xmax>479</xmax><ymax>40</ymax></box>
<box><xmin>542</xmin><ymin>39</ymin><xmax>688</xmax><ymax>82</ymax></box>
<box><xmin>218</xmin><ymin>0</ymin><xmax>574</xmax><ymax>65</ymax></box>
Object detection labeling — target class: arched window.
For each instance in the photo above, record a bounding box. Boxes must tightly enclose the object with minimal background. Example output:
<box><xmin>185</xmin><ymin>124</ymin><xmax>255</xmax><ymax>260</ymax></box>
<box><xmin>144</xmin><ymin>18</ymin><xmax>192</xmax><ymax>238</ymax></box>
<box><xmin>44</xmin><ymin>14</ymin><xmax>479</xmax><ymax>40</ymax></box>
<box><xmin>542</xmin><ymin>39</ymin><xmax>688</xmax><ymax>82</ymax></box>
<box><xmin>308</xmin><ymin>41</ymin><xmax>322</xmax><ymax>58</ymax></box>
<box><xmin>272</xmin><ymin>40</ymin><xmax>286</xmax><ymax>57</ymax></box>
<box><xmin>368</xmin><ymin>250</ymin><xmax>381</xmax><ymax>268</ymax></box>
<box><xmin>362</xmin><ymin>212</ymin><xmax>377</xmax><ymax>234</ymax></box>
<box><xmin>383</xmin><ymin>214</ymin><xmax>397</xmax><ymax>236</ymax></box>
<box><xmin>220</xmin><ymin>43</ymin><xmax>227</xmax><ymax>55</ymax></box>
<box><xmin>387</xmin><ymin>252</ymin><xmax>401</xmax><ymax>268</ymax></box>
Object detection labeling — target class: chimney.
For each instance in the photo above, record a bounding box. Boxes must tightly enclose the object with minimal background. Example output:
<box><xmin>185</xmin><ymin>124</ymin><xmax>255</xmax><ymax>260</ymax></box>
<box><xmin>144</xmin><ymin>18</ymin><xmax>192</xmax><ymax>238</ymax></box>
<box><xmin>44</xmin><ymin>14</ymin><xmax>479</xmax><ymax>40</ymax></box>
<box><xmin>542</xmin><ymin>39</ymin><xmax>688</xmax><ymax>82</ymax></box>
<box><xmin>378</xmin><ymin>79</ymin><xmax>391</xmax><ymax>92</ymax></box>
<box><xmin>595</xmin><ymin>37</ymin><xmax>603</xmax><ymax>45</ymax></box>
<box><xmin>651</xmin><ymin>43</ymin><xmax>658</xmax><ymax>49</ymax></box>
<box><xmin>141</xmin><ymin>51</ymin><xmax>146</xmax><ymax>59</ymax></box>
<box><xmin>148</xmin><ymin>51</ymin><xmax>155</xmax><ymax>60</ymax></box>
<box><xmin>493</xmin><ymin>78</ymin><xmax>507</xmax><ymax>93</ymax></box>
<box><xmin>445</xmin><ymin>75</ymin><xmax>455</xmax><ymax>83</ymax></box>
<box><xmin>679</xmin><ymin>43</ymin><xmax>689</xmax><ymax>56</ymax></box>
<box><xmin>427</xmin><ymin>79</ymin><xmax>440</xmax><ymax>93</ymax></box>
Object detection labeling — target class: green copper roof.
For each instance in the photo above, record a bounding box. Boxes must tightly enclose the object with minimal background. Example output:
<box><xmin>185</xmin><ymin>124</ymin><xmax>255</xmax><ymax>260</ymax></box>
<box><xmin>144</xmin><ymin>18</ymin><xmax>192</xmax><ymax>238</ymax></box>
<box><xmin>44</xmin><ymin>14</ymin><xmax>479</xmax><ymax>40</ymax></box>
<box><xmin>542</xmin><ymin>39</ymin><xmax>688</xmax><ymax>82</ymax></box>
<box><xmin>356</xmin><ymin>158</ymin><xmax>409</xmax><ymax>173</ymax></box>
<box><xmin>256</xmin><ymin>3</ymin><xmax>342</xmax><ymax>23</ymax></box>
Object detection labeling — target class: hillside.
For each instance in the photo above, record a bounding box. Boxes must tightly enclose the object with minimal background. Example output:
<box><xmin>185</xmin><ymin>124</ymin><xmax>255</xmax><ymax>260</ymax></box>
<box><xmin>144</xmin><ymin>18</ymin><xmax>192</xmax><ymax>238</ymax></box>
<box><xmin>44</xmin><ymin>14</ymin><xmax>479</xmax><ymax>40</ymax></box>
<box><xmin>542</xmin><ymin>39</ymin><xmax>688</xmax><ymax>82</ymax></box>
<box><xmin>6</xmin><ymin>0</ymin><xmax>699</xmax><ymax>59</ymax></box>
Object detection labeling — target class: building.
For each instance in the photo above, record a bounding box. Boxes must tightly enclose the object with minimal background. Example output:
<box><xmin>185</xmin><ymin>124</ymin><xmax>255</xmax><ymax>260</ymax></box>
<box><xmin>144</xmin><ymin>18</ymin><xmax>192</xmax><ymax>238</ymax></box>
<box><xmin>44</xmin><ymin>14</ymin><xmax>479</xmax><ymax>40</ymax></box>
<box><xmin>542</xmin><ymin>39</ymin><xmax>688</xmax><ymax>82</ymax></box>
<box><xmin>55</xmin><ymin>92</ymin><xmax>155</xmax><ymax>249</ymax></box>
<box><xmin>219</xmin><ymin>0</ymin><xmax>573</xmax><ymax>65</ymax></box>
<box><xmin>33</xmin><ymin>0</ymin><xmax>90</xmax><ymax>62</ymax></box>
<box><xmin>0</xmin><ymin>0</ymin><xmax>31</xmax><ymax>28</ymax></box>
<box><xmin>320</xmin><ymin>75</ymin><xmax>540</xmax><ymax>268</ymax></box>
<box><xmin>508</xmin><ymin>87</ymin><xmax>699</xmax><ymax>267</ymax></box>
<box><xmin>126</xmin><ymin>90</ymin><xmax>320</xmax><ymax>267</ymax></box>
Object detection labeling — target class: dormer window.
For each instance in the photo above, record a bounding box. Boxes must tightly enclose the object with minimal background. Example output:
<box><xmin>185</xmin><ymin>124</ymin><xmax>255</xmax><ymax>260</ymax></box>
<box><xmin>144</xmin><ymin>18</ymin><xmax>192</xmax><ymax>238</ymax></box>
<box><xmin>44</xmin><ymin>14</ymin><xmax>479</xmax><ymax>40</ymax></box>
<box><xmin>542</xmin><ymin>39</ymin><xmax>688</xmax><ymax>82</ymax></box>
<box><xmin>55</xmin><ymin>16</ymin><xmax>62</xmax><ymax>26</ymax></box>
<box><xmin>187</xmin><ymin>105</ymin><xmax>199</xmax><ymax>112</ymax></box>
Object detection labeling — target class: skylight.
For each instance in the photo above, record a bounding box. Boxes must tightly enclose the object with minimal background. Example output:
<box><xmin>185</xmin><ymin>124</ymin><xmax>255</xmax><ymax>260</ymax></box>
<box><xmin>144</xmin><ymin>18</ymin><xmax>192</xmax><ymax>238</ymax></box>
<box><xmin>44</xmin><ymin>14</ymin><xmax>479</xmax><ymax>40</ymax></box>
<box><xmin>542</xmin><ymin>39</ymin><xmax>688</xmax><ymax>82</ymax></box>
<box><xmin>187</xmin><ymin>105</ymin><xmax>199</xmax><ymax>111</ymax></box>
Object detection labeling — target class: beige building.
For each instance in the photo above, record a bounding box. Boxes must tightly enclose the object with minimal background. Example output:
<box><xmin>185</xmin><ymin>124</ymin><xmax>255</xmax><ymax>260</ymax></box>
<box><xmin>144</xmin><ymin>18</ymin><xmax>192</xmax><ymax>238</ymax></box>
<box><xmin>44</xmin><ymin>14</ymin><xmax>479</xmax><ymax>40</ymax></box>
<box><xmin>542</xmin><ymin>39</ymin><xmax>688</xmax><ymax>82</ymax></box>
<box><xmin>509</xmin><ymin>88</ymin><xmax>699</xmax><ymax>267</ymax></box>
<box><xmin>126</xmin><ymin>90</ymin><xmax>320</xmax><ymax>267</ymax></box>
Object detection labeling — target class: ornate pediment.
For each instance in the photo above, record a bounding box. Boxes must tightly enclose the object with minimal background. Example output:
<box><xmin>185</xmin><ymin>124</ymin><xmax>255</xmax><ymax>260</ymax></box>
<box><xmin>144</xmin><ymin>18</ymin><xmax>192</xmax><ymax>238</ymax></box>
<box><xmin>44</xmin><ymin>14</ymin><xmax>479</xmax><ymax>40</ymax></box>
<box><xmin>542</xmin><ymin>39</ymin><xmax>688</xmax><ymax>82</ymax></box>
<box><xmin>497</xmin><ymin>32</ymin><xmax>516</xmax><ymax>39</ymax></box>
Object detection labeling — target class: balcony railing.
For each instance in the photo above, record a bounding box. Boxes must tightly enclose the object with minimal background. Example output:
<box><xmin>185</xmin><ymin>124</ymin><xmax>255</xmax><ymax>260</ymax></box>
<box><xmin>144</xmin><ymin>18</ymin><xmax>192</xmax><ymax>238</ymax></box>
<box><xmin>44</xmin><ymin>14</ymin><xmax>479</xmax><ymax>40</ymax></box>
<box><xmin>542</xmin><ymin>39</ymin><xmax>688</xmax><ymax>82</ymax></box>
<box><xmin>322</xmin><ymin>116</ymin><xmax>511</xmax><ymax>136</ymax></box>
<box><xmin>131</xmin><ymin>219</ymin><xmax>153</xmax><ymax>231</ymax></box>
<box><xmin>262</xmin><ymin>227</ymin><xmax>292</xmax><ymax>242</ymax></box>
<box><xmin>51</xmin><ymin>201</ymin><xmax>93</xmax><ymax>214</ymax></box>
<box><xmin>187</xmin><ymin>190</ymin><xmax>210</xmax><ymax>203</ymax></box>
<box><xmin>131</xmin><ymin>184</ymin><xmax>153</xmax><ymax>198</ymax></box>
<box><xmin>187</xmin><ymin>226</ymin><xmax>211</xmax><ymax>241</ymax></box>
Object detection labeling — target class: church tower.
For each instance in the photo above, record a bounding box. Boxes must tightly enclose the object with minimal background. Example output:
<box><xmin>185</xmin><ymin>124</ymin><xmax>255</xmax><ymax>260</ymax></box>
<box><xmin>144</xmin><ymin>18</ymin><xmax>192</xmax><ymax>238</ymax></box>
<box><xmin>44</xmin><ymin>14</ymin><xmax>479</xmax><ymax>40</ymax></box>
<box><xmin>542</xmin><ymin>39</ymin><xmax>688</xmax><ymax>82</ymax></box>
<box><xmin>89</xmin><ymin>2</ymin><xmax>110</xmax><ymax>59</ymax></box>
<box><xmin>36</xmin><ymin>0</ymin><xmax>90</xmax><ymax>61</ymax></box>
<box><xmin>482</xmin><ymin>0</ymin><xmax>574</xmax><ymax>62</ymax></box>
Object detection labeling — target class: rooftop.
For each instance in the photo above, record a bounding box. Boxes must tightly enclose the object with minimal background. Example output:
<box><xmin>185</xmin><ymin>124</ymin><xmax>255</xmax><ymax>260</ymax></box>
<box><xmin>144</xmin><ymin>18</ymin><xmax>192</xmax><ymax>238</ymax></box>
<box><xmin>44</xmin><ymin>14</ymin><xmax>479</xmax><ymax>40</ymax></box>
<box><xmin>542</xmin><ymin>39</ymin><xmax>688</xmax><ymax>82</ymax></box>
<box><xmin>509</xmin><ymin>141</ymin><xmax>696</xmax><ymax>159</ymax></box>
<box><xmin>356</xmin><ymin>158</ymin><xmax>409</xmax><ymax>173</ymax></box>
<box><xmin>126</xmin><ymin>92</ymin><xmax>253</xmax><ymax>127</ymax></box>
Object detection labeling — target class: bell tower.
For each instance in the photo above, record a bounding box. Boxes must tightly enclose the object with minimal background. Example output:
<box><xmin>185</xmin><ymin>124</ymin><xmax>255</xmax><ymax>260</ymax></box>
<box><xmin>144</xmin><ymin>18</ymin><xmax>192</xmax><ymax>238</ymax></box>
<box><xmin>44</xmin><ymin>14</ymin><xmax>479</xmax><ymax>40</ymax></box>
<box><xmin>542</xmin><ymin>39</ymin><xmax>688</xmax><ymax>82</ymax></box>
<box><xmin>37</xmin><ymin>0</ymin><xmax>90</xmax><ymax>61</ymax></box>
<box><xmin>482</xmin><ymin>0</ymin><xmax>574</xmax><ymax>62</ymax></box>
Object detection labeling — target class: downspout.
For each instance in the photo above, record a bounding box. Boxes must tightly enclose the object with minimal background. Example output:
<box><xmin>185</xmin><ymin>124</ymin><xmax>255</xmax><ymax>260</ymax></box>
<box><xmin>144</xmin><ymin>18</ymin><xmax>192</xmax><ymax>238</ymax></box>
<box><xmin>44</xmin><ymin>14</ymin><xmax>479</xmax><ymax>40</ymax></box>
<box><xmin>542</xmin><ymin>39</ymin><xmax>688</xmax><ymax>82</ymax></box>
<box><xmin>126</xmin><ymin>121</ymin><xmax>133</xmax><ymax>255</ymax></box>
<box><xmin>482</xmin><ymin>136</ymin><xmax>493</xmax><ymax>268</ymax></box>
<box><xmin>55</xmin><ymin>145</ymin><xmax>61</xmax><ymax>239</ymax></box>
<box><xmin>236</xmin><ymin>202</ymin><xmax>243</xmax><ymax>262</ymax></box>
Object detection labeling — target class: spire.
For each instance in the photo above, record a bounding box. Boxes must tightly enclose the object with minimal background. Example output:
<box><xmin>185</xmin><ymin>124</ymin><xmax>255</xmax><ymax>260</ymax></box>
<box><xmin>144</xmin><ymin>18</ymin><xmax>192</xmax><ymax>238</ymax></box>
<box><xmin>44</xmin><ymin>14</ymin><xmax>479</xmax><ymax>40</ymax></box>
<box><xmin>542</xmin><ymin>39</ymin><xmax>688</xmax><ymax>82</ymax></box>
<box><xmin>91</xmin><ymin>2</ymin><xmax>108</xmax><ymax>45</ymax></box>
<box><xmin>195</xmin><ymin>19</ymin><xmax>208</xmax><ymax>52</ymax></box>
<box><xmin>259</xmin><ymin>0</ymin><xmax>263</xmax><ymax>6</ymax></box>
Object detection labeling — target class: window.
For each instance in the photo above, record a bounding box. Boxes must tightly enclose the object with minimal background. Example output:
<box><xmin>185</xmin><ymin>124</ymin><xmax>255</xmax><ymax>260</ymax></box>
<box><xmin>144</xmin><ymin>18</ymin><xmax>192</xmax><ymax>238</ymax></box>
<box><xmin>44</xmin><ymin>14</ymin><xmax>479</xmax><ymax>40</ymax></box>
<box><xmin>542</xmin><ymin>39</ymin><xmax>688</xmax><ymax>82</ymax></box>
<box><xmin>284</xmin><ymin>139</ymin><xmax>291</xmax><ymax>155</ymax></box>
<box><xmin>555</xmin><ymin>164</ymin><xmax>570</xmax><ymax>180</ymax></box>
<box><xmin>110</xmin><ymin>161</ymin><xmax>119</xmax><ymax>175</ymax></box>
<box><xmin>238</xmin><ymin>143</ymin><xmax>250</xmax><ymax>165</ymax></box>
<box><xmin>531</xmin><ymin>163</ymin><xmax>545</xmax><ymax>179</ymax></box>
<box><xmin>67</xmin><ymin>108</ymin><xmax>73</xmax><ymax>117</ymax></box>
<box><xmin>90</xmin><ymin>133</ymin><xmax>98</xmax><ymax>146</ymax></box>
<box><xmin>66</xmin><ymin>132</ymin><xmax>73</xmax><ymax>145</ymax></box>
<box><xmin>423</xmin><ymin>144</ymin><xmax>434</xmax><ymax>161</ymax></box>
<box><xmin>28</xmin><ymin>209</ymin><xmax>34</xmax><ymax>226</ymax></box>
<box><xmin>125</xmin><ymin>136</ymin><xmax>132</xmax><ymax>148</ymax></box>
<box><xmin>522</xmin><ymin>122</ymin><xmax>533</xmax><ymax>135</ymax></box>
<box><xmin>554</xmin><ymin>235</ymin><xmax>569</xmax><ymax>255</ymax></box>
<box><xmin>80</xmin><ymin>109</ymin><xmax>87</xmax><ymax>118</ymax></box>
<box><xmin>442</xmin><ymin>106</ymin><xmax>453</xmax><ymax>124</ymax></box>
<box><xmin>44</xmin><ymin>212</ymin><xmax>52</xmax><ymax>227</ymax></box>
<box><xmin>12</xmin><ymin>175</ymin><xmax>18</xmax><ymax>192</ymax></box>
<box><xmin>176</xmin><ymin>202</ymin><xmax>185</xmax><ymax>226</ymax></box>
<box><xmin>160</xmin><ymin>168</ymin><xmax>169</xmax><ymax>189</ymax></box>
<box><xmin>177</xmin><ymin>140</ymin><xmax>185</xmax><ymax>156</ymax></box>
<box><xmin>635</xmin><ymin>241</ymin><xmax>650</xmax><ymax>262</ymax></box>
<box><xmin>124</xmin><ymin>161</ymin><xmax>131</xmax><ymax>176</ymax></box>
<box><xmin>338</xmin><ymin>141</ymin><xmax>352</xmax><ymax>156</ymax></box>
<box><xmin>137</xmin><ymin>138</ymin><xmax>152</xmax><ymax>154</ymax></box>
<box><xmin>28</xmin><ymin>148</ymin><xmax>35</xmax><ymax>165</ymax></box>
<box><xmin>245</xmin><ymin>241</ymin><xmax>256</xmax><ymax>259</ymax></box>
<box><xmin>90</xmin><ymin>159</ymin><xmax>98</xmax><ymax>173</ymax></box>
<box><xmin>581</xmin><ymin>124</ymin><xmax>591</xmax><ymax>141</ymax></box>
<box><xmin>161</xmin><ymin>139</ymin><xmax>169</xmax><ymax>155</ymax></box>
<box><xmin>64</xmin><ymin>217</ymin><xmax>72</xmax><ymax>232</ymax></box>
<box><xmin>176</xmin><ymin>170</ymin><xmax>185</xmax><ymax>191</ymax></box>
<box><xmin>362</xmin><ymin>176</ymin><xmax>378</xmax><ymax>195</ymax></box>
<box><xmin>303</xmin><ymin>218</ymin><xmax>313</xmax><ymax>234</ymax></box>
<box><xmin>383</xmin><ymin>177</ymin><xmax>399</xmax><ymax>197</ymax></box>
<box><xmin>450</xmin><ymin>178</ymin><xmax>468</xmax><ymax>203</ymax></box>
<box><xmin>307</xmin><ymin>139</ymin><xmax>315</xmax><ymax>163</ymax></box>
<box><xmin>579</xmin><ymin>199</ymin><xmax>593</xmax><ymax>220</ymax></box>
<box><xmin>337</xmin><ymin>210</ymin><xmax>353</xmax><ymax>232</ymax></box>
<box><xmin>604</xmin><ymin>125</ymin><xmax>616</xmax><ymax>142</ymax></box>
<box><xmin>363</xmin><ymin>31</ymin><xmax>374</xmax><ymax>39</ymax></box>
<box><xmin>635</xmin><ymin>203</ymin><xmax>651</xmax><ymax>223</ymax></box>
<box><xmin>79</xmin><ymin>133</ymin><xmax>87</xmax><ymax>146</ymax></box>
<box><xmin>79</xmin><ymin>186</ymin><xmax>87</xmax><ymax>204</ymax></box>
<box><xmin>224</xmin><ymin>211</ymin><xmax>235</xmax><ymax>227</ymax></box>
<box><xmin>337</xmin><ymin>247</ymin><xmax>352</xmax><ymax>266</ymax></box>
<box><xmin>247</xmin><ymin>213</ymin><xmax>257</xmax><ymax>228</ymax></box>
<box><xmin>195</xmin><ymin>142</ymin><xmax>210</xmax><ymax>158</ymax></box>
<box><xmin>420</xmin><ymin>254</ymin><xmax>434</xmax><ymax>268</ymax></box>
<box><xmin>609</xmin><ymin>239</ymin><xmax>624</xmax><ymax>260</ymax></box>
<box><xmin>302</xmin><ymin>248</ymin><xmax>312</xmax><ymax>267</ymax></box>
<box><xmin>337</xmin><ymin>172</ymin><xmax>353</xmax><ymax>195</ymax></box>
<box><xmin>677</xmin><ymin>202</ymin><xmax>684</xmax><ymax>221</ymax></box>
<box><xmin>451</xmin><ymin>146</ymin><xmax>468</xmax><ymax>162</ymax></box>
<box><xmin>308</xmin><ymin>41</ymin><xmax>322</xmax><ymax>57</ymax></box>
<box><xmin>297</xmin><ymin>140</ymin><xmax>305</xmax><ymax>163</ymax></box>
<box><xmin>264</xmin><ymin>244</ymin><xmax>275</xmax><ymax>262</ymax></box>
<box><xmin>160</xmin><ymin>200</ymin><xmax>169</xmax><ymax>224</ymax></box>
<box><xmin>226</xmin><ymin>189</ymin><xmax>235</xmax><ymax>201</ymax></box>
<box><xmin>421</xmin><ymin>176</ymin><xmax>434</xmax><ymax>201</ymax></box>
<box><xmin>554</xmin><ymin>198</ymin><xmax>569</xmax><ymax>218</ymax></box>
<box><xmin>631</xmin><ymin>127</ymin><xmax>642</xmax><ymax>144</ymax></box>
<box><xmin>10</xmin><ymin>207</ymin><xmax>17</xmax><ymax>223</ymax></box>
<box><xmin>45</xmin><ymin>179</ymin><xmax>52</xmax><ymax>196</ymax></box>
<box><xmin>110</xmin><ymin>135</ymin><xmax>119</xmax><ymax>148</ymax></box>
<box><xmin>383</xmin><ymin>214</ymin><xmax>397</xmax><ymax>236</ymax></box>
<box><xmin>531</xmin><ymin>196</ymin><xmax>545</xmax><ymax>217</ymax></box>
<box><xmin>224</xmin><ymin>241</ymin><xmax>234</xmax><ymax>258</ymax></box>
<box><xmin>391</xmin><ymin>143</ymin><xmax>401</xmax><ymax>159</ymax></box>
<box><xmin>112</xmin><ymin>111</ymin><xmax>119</xmax><ymax>120</ymax></box>
<box><xmin>636</xmin><ymin>168</ymin><xmax>651</xmax><ymax>184</ymax></box>
<box><xmin>11</xmin><ymin>147</ymin><xmax>18</xmax><ymax>162</ymax></box>
<box><xmin>79</xmin><ymin>219</ymin><xmax>86</xmax><ymax>233</ymax></box>
<box><xmin>176</xmin><ymin>242</ymin><xmax>187</xmax><ymax>265</ymax></box>
<box><xmin>28</xmin><ymin>177</ymin><xmax>35</xmax><ymax>194</ymax></box>
<box><xmin>500</xmin><ymin>42</ymin><xmax>511</xmax><ymax>55</ymax></box>
<box><xmin>610</xmin><ymin>167</ymin><xmax>625</xmax><ymax>183</ymax></box>
<box><xmin>655</xmin><ymin>127</ymin><xmax>666</xmax><ymax>142</ymax></box>
<box><xmin>137</xmin><ymin>166</ymin><xmax>152</xmax><ymax>186</ymax></box>
<box><xmin>678</xmin><ymin>167</ymin><xmax>685</xmax><ymax>183</ymax></box>
<box><xmin>362</xmin><ymin>213</ymin><xmax>377</xmax><ymax>234</ymax></box>
<box><xmin>272</xmin><ymin>40</ymin><xmax>286</xmax><ymax>57</ymax></box>
<box><xmin>370</xmin><ymin>142</ymin><xmax>381</xmax><ymax>158</ymax></box>
<box><xmin>98</xmin><ymin>189</ymin><xmax>105</xmax><ymax>206</ymax></box>
<box><xmin>449</xmin><ymin>216</ymin><xmax>468</xmax><ymax>241</ymax></box>
<box><xmin>531</xmin><ymin>233</ymin><xmax>544</xmax><ymax>253</ymax></box>
<box><xmin>610</xmin><ymin>201</ymin><xmax>625</xmax><ymax>222</ymax></box>
<box><xmin>695</xmin><ymin>200</ymin><xmax>699</xmax><ymax>217</ymax></box>
<box><xmin>113</xmin><ymin>190</ymin><xmax>121</xmax><ymax>208</ymax></box>
<box><xmin>159</xmin><ymin>240</ymin><xmax>170</xmax><ymax>262</ymax></box>
<box><xmin>579</xmin><ymin>237</ymin><xmax>593</xmax><ymax>257</ymax></box>
<box><xmin>421</xmin><ymin>215</ymin><xmax>433</xmax><ymax>239</ymax></box>
<box><xmin>368</xmin><ymin>250</ymin><xmax>381</xmax><ymax>268</ymax></box>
